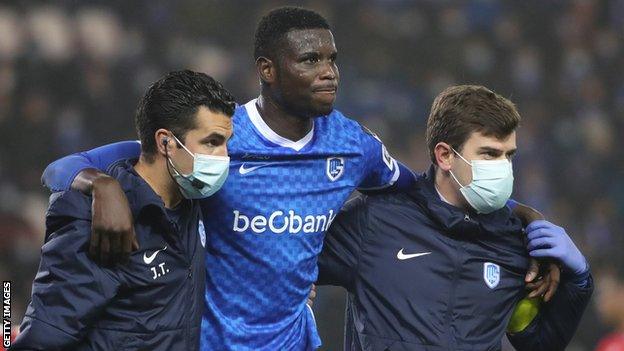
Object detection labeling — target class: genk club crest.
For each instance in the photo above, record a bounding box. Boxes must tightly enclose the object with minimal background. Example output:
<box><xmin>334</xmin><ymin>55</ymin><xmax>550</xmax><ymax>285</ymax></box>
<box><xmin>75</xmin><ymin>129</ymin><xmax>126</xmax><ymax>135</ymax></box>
<box><xmin>326</xmin><ymin>157</ymin><xmax>345</xmax><ymax>181</ymax></box>
<box><xmin>483</xmin><ymin>262</ymin><xmax>500</xmax><ymax>289</ymax></box>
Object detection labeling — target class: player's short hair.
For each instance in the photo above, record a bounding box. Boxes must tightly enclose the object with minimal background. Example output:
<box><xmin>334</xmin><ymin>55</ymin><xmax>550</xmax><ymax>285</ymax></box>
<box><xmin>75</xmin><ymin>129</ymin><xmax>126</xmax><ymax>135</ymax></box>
<box><xmin>135</xmin><ymin>70</ymin><xmax>235</xmax><ymax>160</ymax></box>
<box><xmin>426</xmin><ymin>85</ymin><xmax>521</xmax><ymax>163</ymax></box>
<box><xmin>254</xmin><ymin>6</ymin><xmax>330</xmax><ymax>61</ymax></box>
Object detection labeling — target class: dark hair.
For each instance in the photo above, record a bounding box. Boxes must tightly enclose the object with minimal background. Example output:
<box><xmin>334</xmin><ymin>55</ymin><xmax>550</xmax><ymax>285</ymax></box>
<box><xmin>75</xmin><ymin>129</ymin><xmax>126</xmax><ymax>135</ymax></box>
<box><xmin>426</xmin><ymin>85</ymin><xmax>521</xmax><ymax>163</ymax></box>
<box><xmin>135</xmin><ymin>70</ymin><xmax>235</xmax><ymax>159</ymax></box>
<box><xmin>254</xmin><ymin>6</ymin><xmax>330</xmax><ymax>60</ymax></box>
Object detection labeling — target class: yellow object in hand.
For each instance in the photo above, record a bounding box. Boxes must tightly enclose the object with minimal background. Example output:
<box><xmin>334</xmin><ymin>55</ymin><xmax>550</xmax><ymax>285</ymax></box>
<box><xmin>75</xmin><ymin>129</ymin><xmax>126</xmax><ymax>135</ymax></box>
<box><xmin>507</xmin><ymin>297</ymin><xmax>541</xmax><ymax>333</ymax></box>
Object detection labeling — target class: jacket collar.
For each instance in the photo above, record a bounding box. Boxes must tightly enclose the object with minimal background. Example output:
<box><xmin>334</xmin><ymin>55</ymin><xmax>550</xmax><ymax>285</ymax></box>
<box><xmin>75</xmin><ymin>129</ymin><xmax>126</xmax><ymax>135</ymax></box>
<box><xmin>107</xmin><ymin>159</ymin><xmax>189</xmax><ymax>221</ymax></box>
<box><xmin>407</xmin><ymin>165</ymin><xmax>522</xmax><ymax>238</ymax></box>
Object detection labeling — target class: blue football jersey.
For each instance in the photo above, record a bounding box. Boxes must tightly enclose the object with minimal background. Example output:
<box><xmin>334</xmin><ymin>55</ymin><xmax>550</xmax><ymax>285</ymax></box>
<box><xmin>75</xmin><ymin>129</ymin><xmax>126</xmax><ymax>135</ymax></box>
<box><xmin>199</xmin><ymin>99</ymin><xmax>399</xmax><ymax>350</ymax></box>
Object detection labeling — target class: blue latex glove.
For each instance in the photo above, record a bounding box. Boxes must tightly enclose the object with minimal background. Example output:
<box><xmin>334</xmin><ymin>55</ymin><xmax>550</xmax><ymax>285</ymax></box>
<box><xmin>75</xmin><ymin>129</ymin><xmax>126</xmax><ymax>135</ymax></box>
<box><xmin>526</xmin><ymin>220</ymin><xmax>588</xmax><ymax>276</ymax></box>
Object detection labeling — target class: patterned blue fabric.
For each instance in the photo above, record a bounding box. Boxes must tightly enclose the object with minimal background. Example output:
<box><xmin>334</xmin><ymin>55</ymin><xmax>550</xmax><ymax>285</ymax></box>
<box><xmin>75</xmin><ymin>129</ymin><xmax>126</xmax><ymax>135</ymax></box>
<box><xmin>40</xmin><ymin>99</ymin><xmax>401</xmax><ymax>350</ymax></box>
<box><xmin>199</xmin><ymin>100</ymin><xmax>398</xmax><ymax>350</ymax></box>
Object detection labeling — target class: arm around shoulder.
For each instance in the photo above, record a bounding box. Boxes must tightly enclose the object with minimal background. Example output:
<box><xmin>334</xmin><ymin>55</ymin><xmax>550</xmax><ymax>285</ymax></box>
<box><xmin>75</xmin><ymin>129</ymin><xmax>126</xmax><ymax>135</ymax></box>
<box><xmin>317</xmin><ymin>194</ymin><xmax>369</xmax><ymax>290</ymax></box>
<box><xmin>41</xmin><ymin>140</ymin><xmax>141</xmax><ymax>192</ymax></box>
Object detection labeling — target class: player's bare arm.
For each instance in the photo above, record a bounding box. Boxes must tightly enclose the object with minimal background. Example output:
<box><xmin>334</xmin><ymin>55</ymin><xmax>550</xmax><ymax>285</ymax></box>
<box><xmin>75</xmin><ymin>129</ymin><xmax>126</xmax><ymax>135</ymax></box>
<box><xmin>71</xmin><ymin>168</ymin><xmax>137</xmax><ymax>265</ymax></box>
<box><xmin>512</xmin><ymin>201</ymin><xmax>560</xmax><ymax>302</ymax></box>
<box><xmin>307</xmin><ymin>284</ymin><xmax>316</xmax><ymax>308</ymax></box>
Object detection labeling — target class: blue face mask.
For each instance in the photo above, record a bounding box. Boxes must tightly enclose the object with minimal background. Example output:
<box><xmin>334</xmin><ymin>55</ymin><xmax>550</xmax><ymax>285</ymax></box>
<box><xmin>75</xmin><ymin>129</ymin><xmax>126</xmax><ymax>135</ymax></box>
<box><xmin>167</xmin><ymin>135</ymin><xmax>230</xmax><ymax>199</ymax></box>
<box><xmin>449</xmin><ymin>148</ymin><xmax>514</xmax><ymax>214</ymax></box>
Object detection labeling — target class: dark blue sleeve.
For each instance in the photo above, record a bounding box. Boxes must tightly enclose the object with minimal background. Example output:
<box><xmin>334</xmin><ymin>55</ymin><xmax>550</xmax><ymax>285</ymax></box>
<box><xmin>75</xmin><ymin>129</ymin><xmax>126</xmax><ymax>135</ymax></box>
<box><xmin>393</xmin><ymin>162</ymin><xmax>418</xmax><ymax>190</ymax></box>
<box><xmin>507</xmin><ymin>270</ymin><xmax>594</xmax><ymax>351</ymax></box>
<box><xmin>506</xmin><ymin>199</ymin><xmax>518</xmax><ymax>210</ymax></box>
<box><xmin>42</xmin><ymin>141</ymin><xmax>141</xmax><ymax>192</ymax></box>
<box><xmin>359</xmin><ymin>161</ymin><xmax>418</xmax><ymax>194</ymax></box>
<box><xmin>356</xmin><ymin>125</ymin><xmax>400</xmax><ymax>190</ymax></box>
<box><xmin>10</xmin><ymin>191</ymin><xmax>120</xmax><ymax>350</ymax></box>
<box><xmin>317</xmin><ymin>194</ymin><xmax>369</xmax><ymax>291</ymax></box>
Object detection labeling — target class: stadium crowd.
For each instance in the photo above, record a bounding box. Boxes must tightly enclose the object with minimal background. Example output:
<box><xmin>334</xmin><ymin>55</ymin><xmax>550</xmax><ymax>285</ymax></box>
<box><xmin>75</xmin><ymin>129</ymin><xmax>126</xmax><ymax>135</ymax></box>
<box><xmin>1</xmin><ymin>1</ymin><xmax>622</xmax><ymax>350</ymax></box>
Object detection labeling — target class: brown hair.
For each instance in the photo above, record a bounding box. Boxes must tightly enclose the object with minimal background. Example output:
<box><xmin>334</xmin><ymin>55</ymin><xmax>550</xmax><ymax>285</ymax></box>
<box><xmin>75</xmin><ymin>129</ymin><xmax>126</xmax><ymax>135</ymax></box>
<box><xmin>426</xmin><ymin>85</ymin><xmax>521</xmax><ymax>163</ymax></box>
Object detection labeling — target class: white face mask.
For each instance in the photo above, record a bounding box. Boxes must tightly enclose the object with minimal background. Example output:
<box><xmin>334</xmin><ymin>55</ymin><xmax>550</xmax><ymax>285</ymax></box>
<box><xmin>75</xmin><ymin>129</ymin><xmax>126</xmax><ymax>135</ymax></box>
<box><xmin>449</xmin><ymin>148</ymin><xmax>514</xmax><ymax>214</ymax></box>
<box><xmin>167</xmin><ymin>135</ymin><xmax>230</xmax><ymax>199</ymax></box>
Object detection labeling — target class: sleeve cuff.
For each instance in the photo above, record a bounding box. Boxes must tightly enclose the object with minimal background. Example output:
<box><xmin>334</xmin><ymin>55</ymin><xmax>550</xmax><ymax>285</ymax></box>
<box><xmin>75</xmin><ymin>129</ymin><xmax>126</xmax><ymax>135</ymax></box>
<box><xmin>506</xmin><ymin>199</ymin><xmax>519</xmax><ymax>210</ymax></box>
<box><xmin>562</xmin><ymin>265</ymin><xmax>591</xmax><ymax>288</ymax></box>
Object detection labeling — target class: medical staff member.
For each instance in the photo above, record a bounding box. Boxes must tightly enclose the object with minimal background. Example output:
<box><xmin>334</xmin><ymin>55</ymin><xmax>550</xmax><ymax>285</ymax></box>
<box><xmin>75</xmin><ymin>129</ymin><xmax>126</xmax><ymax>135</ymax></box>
<box><xmin>319</xmin><ymin>85</ymin><xmax>593</xmax><ymax>351</ymax></box>
<box><xmin>11</xmin><ymin>70</ymin><xmax>234</xmax><ymax>350</ymax></box>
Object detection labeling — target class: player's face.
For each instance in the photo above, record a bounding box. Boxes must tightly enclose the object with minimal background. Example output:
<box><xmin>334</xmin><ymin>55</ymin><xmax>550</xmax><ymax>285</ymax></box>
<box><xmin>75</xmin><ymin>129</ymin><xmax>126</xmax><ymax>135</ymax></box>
<box><xmin>169</xmin><ymin>106</ymin><xmax>233</xmax><ymax>174</ymax></box>
<box><xmin>450</xmin><ymin>131</ymin><xmax>517</xmax><ymax>187</ymax></box>
<box><xmin>274</xmin><ymin>28</ymin><xmax>339</xmax><ymax>118</ymax></box>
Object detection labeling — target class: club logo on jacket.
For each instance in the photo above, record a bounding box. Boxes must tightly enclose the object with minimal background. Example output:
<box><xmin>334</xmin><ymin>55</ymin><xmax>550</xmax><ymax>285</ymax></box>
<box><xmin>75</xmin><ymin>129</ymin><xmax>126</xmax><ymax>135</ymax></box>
<box><xmin>326</xmin><ymin>157</ymin><xmax>345</xmax><ymax>181</ymax></box>
<box><xmin>483</xmin><ymin>262</ymin><xmax>500</xmax><ymax>289</ymax></box>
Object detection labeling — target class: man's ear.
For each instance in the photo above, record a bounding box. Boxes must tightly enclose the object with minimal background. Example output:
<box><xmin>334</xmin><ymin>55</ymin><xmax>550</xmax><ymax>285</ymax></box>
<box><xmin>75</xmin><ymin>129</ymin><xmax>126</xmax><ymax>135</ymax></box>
<box><xmin>434</xmin><ymin>142</ymin><xmax>454</xmax><ymax>171</ymax></box>
<box><xmin>256</xmin><ymin>56</ymin><xmax>276</xmax><ymax>85</ymax></box>
<box><xmin>155</xmin><ymin>129</ymin><xmax>173</xmax><ymax>157</ymax></box>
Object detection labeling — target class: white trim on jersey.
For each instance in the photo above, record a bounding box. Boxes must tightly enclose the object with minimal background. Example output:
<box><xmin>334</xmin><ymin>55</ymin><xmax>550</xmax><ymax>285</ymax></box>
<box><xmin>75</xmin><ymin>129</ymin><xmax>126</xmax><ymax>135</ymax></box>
<box><xmin>306</xmin><ymin>303</ymin><xmax>317</xmax><ymax>328</ymax></box>
<box><xmin>244</xmin><ymin>99</ymin><xmax>315</xmax><ymax>152</ymax></box>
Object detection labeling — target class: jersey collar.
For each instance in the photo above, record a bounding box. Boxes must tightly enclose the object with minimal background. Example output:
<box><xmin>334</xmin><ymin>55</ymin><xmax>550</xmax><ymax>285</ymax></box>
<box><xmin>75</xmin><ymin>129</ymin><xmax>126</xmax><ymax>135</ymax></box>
<box><xmin>244</xmin><ymin>99</ymin><xmax>314</xmax><ymax>151</ymax></box>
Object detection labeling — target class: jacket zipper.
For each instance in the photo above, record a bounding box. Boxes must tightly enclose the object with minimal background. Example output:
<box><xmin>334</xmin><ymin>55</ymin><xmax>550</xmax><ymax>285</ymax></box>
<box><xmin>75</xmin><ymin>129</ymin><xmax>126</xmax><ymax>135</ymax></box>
<box><xmin>185</xmin><ymin>215</ymin><xmax>199</xmax><ymax>351</ymax></box>
<box><xmin>171</xmin><ymin>218</ymin><xmax>194</xmax><ymax>351</ymax></box>
<box><xmin>446</xmin><ymin>239</ymin><xmax>462</xmax><ymax>350</ymax></box>
<box><xmin>186</xmin><ymin>267</ymin><xmax>191</xmax><ymax>350</ymax></box>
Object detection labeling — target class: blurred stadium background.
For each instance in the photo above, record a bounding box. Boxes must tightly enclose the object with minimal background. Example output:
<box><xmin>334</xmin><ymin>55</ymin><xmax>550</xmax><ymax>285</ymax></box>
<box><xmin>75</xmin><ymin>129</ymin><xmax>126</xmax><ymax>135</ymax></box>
<box><xmin>1</xmin><ymin>1</ymin><xmax>623</xmax><ymax>350</ymax></box>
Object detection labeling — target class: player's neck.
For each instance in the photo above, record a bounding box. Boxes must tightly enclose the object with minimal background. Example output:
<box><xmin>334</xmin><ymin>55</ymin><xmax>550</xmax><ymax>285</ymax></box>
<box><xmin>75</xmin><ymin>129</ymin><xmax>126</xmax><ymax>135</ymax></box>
<box><xmin>256</xmin><ymin>93</ymin><xmax>313</xmax><ymax>141</ymax></box>
<box><xmin>434</xmin><ymin>166</ymin><xmax>471</xmax><ymax>212</ymax></box>
<box><xmin>135</xmin><ymin>155</ymin><xmax>182</xmax><ymax>209</ymax></box>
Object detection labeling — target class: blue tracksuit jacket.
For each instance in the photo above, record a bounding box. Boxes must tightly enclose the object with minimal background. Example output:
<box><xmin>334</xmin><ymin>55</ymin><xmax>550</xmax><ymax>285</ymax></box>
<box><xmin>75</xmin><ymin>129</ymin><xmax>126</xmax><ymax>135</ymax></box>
<box><xmin>11</xmin><ymin>160</ymin><xmax>206</xmax><ymax>351</ymax></box>
<box><xmin>318</xmin><ymin>166</ymin><xmax>593</xmax><ymax>351</ymax></box>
